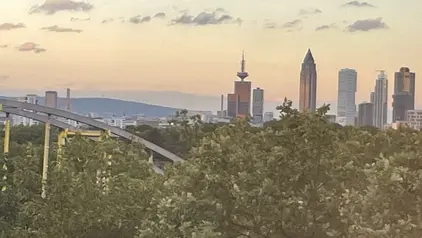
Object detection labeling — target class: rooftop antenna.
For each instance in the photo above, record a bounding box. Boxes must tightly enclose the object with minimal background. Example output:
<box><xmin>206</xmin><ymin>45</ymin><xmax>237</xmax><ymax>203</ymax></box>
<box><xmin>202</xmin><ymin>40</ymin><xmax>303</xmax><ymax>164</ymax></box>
<box><xmin>241</xmin><ymin>50</ymin><xmax>245</xmax><ymax>72</ymax></box>
<box><xmin>237</xmin><ymin>50</ymin><xmax>249</xmax><ymax>81</ymax></box>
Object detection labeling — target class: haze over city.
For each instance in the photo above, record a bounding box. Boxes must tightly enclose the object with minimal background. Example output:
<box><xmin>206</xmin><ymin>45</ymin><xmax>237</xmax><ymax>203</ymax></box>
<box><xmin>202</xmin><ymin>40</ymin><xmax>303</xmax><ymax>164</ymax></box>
<box><xmin>0</xmin><ymin>0</ymin><xmax>421</xmax><ymax>111</ymax></box>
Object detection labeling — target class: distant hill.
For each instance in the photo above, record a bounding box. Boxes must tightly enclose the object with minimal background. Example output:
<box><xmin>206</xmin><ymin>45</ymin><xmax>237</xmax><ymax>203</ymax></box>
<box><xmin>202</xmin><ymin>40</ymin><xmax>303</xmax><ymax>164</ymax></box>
<box><xmin>0</xmin><ymin>96</ymin><xmax>179</xmax><ymax>117</ymax></box>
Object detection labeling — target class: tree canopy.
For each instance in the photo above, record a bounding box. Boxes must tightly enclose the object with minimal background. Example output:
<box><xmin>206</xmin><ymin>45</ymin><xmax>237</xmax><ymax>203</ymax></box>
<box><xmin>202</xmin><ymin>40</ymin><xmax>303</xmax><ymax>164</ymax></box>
<box><xmin>1</xmin><ymin>101</ymin><xmax>422</xmax><ymax>237</ymax></box>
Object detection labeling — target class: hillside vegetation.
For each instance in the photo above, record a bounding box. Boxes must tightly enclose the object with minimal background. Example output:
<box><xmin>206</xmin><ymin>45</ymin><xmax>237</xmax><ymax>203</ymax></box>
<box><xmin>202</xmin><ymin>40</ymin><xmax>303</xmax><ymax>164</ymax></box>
<box><xmin>1</xmin><ymin>100</ymin><xmax>421</xmax><ymax>237</ymax></box>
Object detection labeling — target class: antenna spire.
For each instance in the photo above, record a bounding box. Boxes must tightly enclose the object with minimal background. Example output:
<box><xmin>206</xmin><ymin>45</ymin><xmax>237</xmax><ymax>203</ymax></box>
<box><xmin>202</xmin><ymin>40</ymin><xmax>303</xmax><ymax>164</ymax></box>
<box><xmin>241</xmin><ymin>50</ymin><xmax>245</xmax><ymax>72</ymax></box>
<box><xmin>237</xmin><ymin>50</ymin><xmax>249</xmax><ymax>81</ymax></box>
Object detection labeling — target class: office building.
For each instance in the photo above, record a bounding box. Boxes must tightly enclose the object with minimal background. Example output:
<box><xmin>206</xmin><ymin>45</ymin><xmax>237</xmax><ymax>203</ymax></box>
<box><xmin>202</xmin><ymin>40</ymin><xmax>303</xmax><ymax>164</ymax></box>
<box><xmin>373</xmin><ymin>71</ymin><xmax>388</xmax><ymax>128</ymax></box>
<box><xmin>337</xmin><ymin>68</ymin><xmax>357</xmax><ymax>126</ymax></box>
<box><xmin>358</xmin><ymin>102</ymin><xmax>374</xmax><ymax>127</ymax></box>
<box><xmin>234</xmin><ymin>81</ymin><xmax>251</xmax><ymax>117</ymax></box>
<box><xmin>405</xmin><ymin>110</ymin><xmax>422</xmax><ymax>130</ymax></box>
<box><xmin>227</xmin><ymin>93</ymin><xmax>237</xmax><ymax>117</ymax></box>
<box><xmin>45</xmin><ymin>91</ymin><xmax>58</xmax><ymax>108</ymax></box>
<box><xmin>263</xmin><ymin>112</ymin><xmax>274</xmax><ymax>122</ymax></box>
<box><xmin>252</xmin><ymin>87</ymin><xmax>264</xmax><ymax>123</ymax></box>
<box><xmin>392</xmin><ymin>67</ymin><xmax>415</xmax><ymax>122</ymax></box>
<box><xmin>12</xmin><ymin>94</ymin><xmax>38</xmax><ymax>126</ymax></box>
<box><xmin>299</xmin><ymin>49</ymin><xmax>317</xmax><ymax>112</ymax></box>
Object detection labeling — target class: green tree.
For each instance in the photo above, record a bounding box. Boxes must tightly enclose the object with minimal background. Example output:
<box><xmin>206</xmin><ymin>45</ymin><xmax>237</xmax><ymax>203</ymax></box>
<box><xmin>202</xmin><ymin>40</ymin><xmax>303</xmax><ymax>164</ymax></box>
<box><xmin>4</xmin><ymin>101</ymin><xmax>422</xmax><ymax>237</ymax></box>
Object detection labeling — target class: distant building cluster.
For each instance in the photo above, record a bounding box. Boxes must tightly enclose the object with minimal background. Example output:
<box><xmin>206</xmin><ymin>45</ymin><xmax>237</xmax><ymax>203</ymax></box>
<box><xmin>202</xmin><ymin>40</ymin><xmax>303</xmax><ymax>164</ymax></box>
<box><xmin>336</xmin><ymin>66</ymin><xmax>418</xmax><ymax>129</ymax></box>
<box><xmin>0</xmin><ymin>88</ymin><xmax>224</xmax><ymax>129</ymax></box>
<box><xmin>355</xmin><ymin>67</ymin><xmax>417</xmax><ymax>130</ymax></box>
<box><xmin>218</xmin><ymin>52</ymin><xmax>274</xmax><ymax>125</ymax></box>
<box><xmin>286</xmin><ymin>49</ymin><xmax>418</xmax><ymax>130</ymax></box>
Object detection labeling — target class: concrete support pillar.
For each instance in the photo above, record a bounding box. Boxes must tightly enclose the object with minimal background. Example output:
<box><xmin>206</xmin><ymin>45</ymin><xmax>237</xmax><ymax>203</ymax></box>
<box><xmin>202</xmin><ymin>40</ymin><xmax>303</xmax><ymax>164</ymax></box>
<box><xmin>148</xmin><ymin>152</ymin><xmax>154</xmax><ymax>164</ymax></box>
<box><xmin>1</xmin><ymin>113</ymin><xmax>10</xmax><ymax>192</ymax></box>
<box><xmin>41</xmin><ymin>115</ymin><xmax>51</xmax><ymax>198</ymax></box>
<box><xmin>3</xmin><ymin>113</ymin><xmax>10</xmax><ymax>155</ymax></box>
<box><xmin>56</xmin><ymin>130</ymin><xmax>67</xmax><ymax>168</ymax></box>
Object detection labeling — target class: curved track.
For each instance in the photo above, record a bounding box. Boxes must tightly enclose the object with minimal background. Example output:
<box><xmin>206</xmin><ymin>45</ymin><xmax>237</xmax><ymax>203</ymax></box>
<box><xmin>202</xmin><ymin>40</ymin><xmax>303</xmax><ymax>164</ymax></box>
<box><xmin>3</xmin><ymin>107</ymin><xmax>80</xmax><ymax>131</ymax></box>
<box><xmin>0</xmin><ymin>99</ymin><xmax>183</xmax><ymax>173</ymax></box>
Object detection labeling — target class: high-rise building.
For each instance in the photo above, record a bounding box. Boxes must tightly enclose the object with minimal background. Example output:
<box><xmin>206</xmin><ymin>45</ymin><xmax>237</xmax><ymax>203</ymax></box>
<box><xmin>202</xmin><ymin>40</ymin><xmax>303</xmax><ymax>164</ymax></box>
<box><xmin>373</xmin><ymin>71</ymin><xmax>388</xmax><ymax>128</ymax></box>
<box><xmin>299</xmin><ymin>49</ymin><xmax>317</xmax><ymax>112</ymax></box>
<box><xmin>227</xmin><ymin>52</ymin><xmax>252</xmax><ymax>118</ymax></box>
<box><xmin>358</xmin><ymin>102</ymin><xmax>374</xmax><ymax>127</ymax></box>
<box><xmin>370</xmin><ymin>92</ymin><xmax>375</xmax><ymax>104</ymax></box>
<box><xmin>227</xmin><ymin>93</ymin><xmax>237</xmax><ymax>117</ymax></box>
<box><xmin>234</xmin><ymin>52</ymin><xmax>251</xmax><ymax>118</ymax></box>
<box><xmin>263</xmin><ymin>112</ymin><xmax>274</xmax><ymax>122</ymax></box>
<box><xmin>45</xmin><ymin>91</ymin><xmax>58</xmax><ymax>108</ymax></box>
<box><xmin>337</xmin><ymin>68</ymin><xmax>357</xmax><ymax>126</ymax></box>
<box><xmin>392</xmin><ymin>67</ymin><xmax>415</xmax><ymax>122</ymax></box>
<box><xmin>404</xmin><ymin>110</ymin><xmax>422</xmax><ymax>130</ymax></box>
<box><xmin>252</xmin><ymin>87</ymin><xmax>264</xmax><ymax>123</ymax></box>
<box><xmin>12</xmin><ymin>94</ymin><xmax>39</xmax><ymax>126</ymax></box>
<box><xmin>234</xmin><ymin>81</ymin><xmax>251</xmax><ymax>117</ymax></box>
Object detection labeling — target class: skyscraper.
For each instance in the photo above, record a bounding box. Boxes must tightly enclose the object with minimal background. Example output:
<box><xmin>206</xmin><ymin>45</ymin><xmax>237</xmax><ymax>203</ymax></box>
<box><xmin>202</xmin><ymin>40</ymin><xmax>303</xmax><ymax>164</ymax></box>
<box><xmin>234</xmin><ymin>81</ymin><xmax>251</xmax><ymax>117</ymax></box>
<box><xmin>337</xmin><ymin>68</ymin><xmax>357</xmax><ymax>126</ymax></box>
<box><xmin>252</xmin><ymin>87</ymin><xmax>264</xmax><ymax>123</ymax></box>
<box><xmin>373</xmin><ymin>71</ymin><xmax>388</xmax><ymax>128</ymax></box>
<box><xmin>299</xmin><ymin>49</ymin><xmax>317</xmax><ymax>112</ymax></box>
<box><xmin>227</xmin><ymin>93</ymin><xmax>237</xmax><ymax>117</ymax></box>
<box><xmin>227</xmin><ymin>51</ymin><xmax>252</xmax><ymax>118</ymax></box>
<box><xmin>392</xmin><ymin>67</ymin><xmax>415</xmax><ymax>122</ymax></box>
<box><xmin>235</xmin><ymin>52</ymin><xmax>251</xmax><ymax>117</ymax></box>
<box><xmin>358</xmin><ymin>102</ymin><xmax>374</xmax><ymax>127</ymax></box>
<box><xmin>45</xmin><ymin>91</ymin><xmax>58</xmax><ymax>108</ymax></box>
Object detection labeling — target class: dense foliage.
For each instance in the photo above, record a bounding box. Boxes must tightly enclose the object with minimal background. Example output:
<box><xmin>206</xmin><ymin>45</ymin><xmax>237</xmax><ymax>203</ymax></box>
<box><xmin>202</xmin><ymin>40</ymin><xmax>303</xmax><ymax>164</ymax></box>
<box><xmin>1</xmin><ymin>100</ymin><xmax>422</xmax><ymax>237</ymax></box>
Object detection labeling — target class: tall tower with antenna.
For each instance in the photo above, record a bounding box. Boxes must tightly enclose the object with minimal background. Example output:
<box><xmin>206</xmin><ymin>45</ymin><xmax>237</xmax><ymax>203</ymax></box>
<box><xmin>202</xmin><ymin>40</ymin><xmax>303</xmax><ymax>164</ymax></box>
<box><xmin>237</xmin><ymin>51</ymin><xmax>249</xmax><ymax>81</ymax></box>
<box><xmin>228</xmin><ymin>51</ymin><xmax>252</xmax><ymax>118</ymax></box>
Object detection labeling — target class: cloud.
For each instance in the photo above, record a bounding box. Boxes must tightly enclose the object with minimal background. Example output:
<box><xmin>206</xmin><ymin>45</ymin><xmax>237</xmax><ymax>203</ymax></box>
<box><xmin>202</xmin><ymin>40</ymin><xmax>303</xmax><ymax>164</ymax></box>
<box><xmin>346</xmin><ymin>17</ymin><xmax>388</xmax><ymax>32</ymax></box>
<box><xmin>0</xmin><ymin>75</ymin><xmax>9</xmax><ymax>80</ymax></box>
<box><xmin>0</xmin><ymin>23</ymin><xmax>25</xmax><ymax>31</ymax></box>
<box><xmin>263</xmin><ymin>22</ymin><xmax>277</xmax><ymax>29</ymax></box>
<box><xmin>153</xmin><ymin>12</ymin><xmax>166</xmax><ymax>19</ymax></box>
<box><xmin>70</xmin><ymin>17</ymin><xmax>90</xmax><ymax>21</ymax></box>
<box><xmin>17</xmin><ymin>42</ymin><xmax>47</xmax><ymax>53</ymax></box>
<box><xmin>129</xmin><ymin>15</ymin><xmax>151</xmax><ymax>24</ymax></box>
<box><xmin>0</xmin><ymin>44</ymin><xmax>8</xmax><ymax>48</ymax></box>
<box><xmin>101</xmin><ymin>18</ymin><xmax>114</xmax><ymax>24</ymax></box>
<box><xmin>216</xmin><ymin>8</ymin><xmax>225</xmax><ymax>13</ymax></box>
<box><xmin>299</xmin><ymin>8</ymin><xmax>322</xmax><ymax>15</ymax></box>
<box><xmin>29</xmin><ymin>0</ymin><xmax>93</xmax><ymax>14</ymax></box>
<box><xmin>171</xmin><ymin>11</ymin><xmax>241</xmax><ymax>26</ymax></box>
<box><xmin>315</xmin><ymin>23</ymin><xmax>337</xmax><ymax>31</ymax></box>
<box><xmin>40</xmin><ymin>25</ymin><xmax>83</xmax><ymax>33</ymax></box>
<box><xmin>263</xmin><ymin>19</ymin><xmax>302</xmax><ymax>31</ymax></box>
<box><xmin>342</xmin><ymin>1</ymin><xmax>375</xmax><ymax>7</ymax></box>
<box><xmin>282</xmin><ymin>19</ymin><xmax>302</xmax><ymax>28</ymax></box>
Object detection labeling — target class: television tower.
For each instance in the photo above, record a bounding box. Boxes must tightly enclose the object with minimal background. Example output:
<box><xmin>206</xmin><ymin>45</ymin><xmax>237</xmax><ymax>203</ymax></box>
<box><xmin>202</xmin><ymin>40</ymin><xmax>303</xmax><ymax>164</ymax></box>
<box><xmin>237</xmin><ymin>51</ymin><xmax>249</xmax><ymax>81</ymax></box>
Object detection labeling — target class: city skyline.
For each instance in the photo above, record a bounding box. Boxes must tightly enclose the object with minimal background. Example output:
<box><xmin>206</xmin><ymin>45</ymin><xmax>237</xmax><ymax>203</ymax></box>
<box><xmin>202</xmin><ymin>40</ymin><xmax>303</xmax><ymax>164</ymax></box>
<box><xmin>1</xmin><ymin>0</ymin><xmax>421</xmax><ymax>105</ymax></box>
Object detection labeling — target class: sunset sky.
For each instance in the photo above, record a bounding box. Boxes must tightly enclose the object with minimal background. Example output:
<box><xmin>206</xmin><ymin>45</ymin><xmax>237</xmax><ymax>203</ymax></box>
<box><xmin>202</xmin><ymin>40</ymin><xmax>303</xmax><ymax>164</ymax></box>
<box><xmin>0</xmin><ymin>0</ymin><xmax>421</xmax><ymax>107</ymax></box>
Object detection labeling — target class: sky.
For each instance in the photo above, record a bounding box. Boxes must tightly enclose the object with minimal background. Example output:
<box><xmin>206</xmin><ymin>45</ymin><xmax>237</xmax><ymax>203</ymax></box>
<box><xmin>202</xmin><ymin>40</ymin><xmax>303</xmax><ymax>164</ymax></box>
<box><xmin>0</xmin><ymin>0</ymin><xmax>421</xmax><ymax>108</ymax></box>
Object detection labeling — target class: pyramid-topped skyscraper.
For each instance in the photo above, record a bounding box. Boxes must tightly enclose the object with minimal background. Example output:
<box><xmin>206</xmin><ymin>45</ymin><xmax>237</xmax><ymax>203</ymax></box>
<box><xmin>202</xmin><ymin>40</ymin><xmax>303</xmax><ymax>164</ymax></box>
<box><xmin>299</xmin><ymin>49</ymin><xmax>317</xmax><ymax>112</ymax></box>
